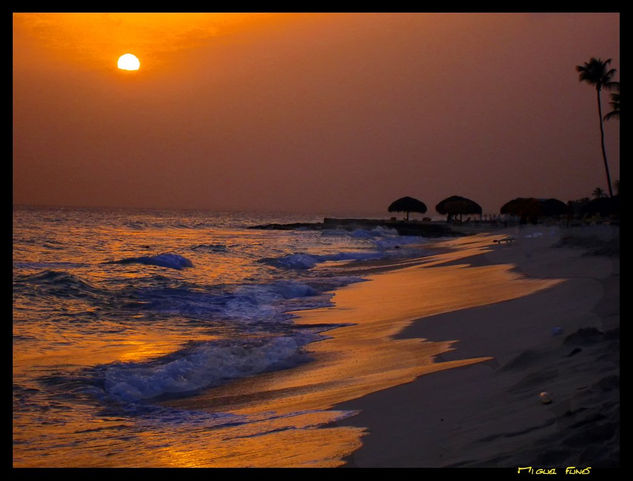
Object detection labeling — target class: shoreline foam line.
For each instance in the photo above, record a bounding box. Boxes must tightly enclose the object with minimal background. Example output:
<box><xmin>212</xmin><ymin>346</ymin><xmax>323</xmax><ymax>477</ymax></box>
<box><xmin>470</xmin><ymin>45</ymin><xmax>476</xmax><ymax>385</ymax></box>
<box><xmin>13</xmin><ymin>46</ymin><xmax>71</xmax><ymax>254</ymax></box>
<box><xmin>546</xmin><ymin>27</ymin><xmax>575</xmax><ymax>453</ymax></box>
<box><xmin>335</xmin><ymin>224</ymin><xmax>619</xmax><ymax>468</ymax></box>
<box><xmin>162</xmin><ymin>230</ymin><xmax>566</xmax><ymax>466</ymax></box>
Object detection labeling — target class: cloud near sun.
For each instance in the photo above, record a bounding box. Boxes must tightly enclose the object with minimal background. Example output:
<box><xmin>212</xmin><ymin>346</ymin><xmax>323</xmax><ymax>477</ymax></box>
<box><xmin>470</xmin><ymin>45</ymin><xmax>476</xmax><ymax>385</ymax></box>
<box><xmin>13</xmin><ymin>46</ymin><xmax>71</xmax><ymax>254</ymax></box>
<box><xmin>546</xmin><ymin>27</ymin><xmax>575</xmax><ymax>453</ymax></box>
<box><xmin>13</xmin><ymin>13</ymin><xmax>270</xmax><ymax>73</ymax></box>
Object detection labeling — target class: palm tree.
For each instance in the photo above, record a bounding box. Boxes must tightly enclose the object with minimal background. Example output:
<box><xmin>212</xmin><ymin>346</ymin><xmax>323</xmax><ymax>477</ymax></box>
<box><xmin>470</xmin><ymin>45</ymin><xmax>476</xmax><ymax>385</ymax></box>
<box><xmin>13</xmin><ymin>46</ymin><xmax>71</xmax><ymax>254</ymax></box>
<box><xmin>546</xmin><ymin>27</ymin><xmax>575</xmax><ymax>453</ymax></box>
<box><xmin>604</xmin><ymin>82</ymin><xmax>620</xmax><ymax>121</ymax></box>
<box><xmin>592</xmin><ymin>187</ymin><xmax>606</xmax><ymax>199</ymax></box>
<box><xmin>576</xmin><ymin>57</ymin><xmax>618</xmax><ymax>197</ymax></box>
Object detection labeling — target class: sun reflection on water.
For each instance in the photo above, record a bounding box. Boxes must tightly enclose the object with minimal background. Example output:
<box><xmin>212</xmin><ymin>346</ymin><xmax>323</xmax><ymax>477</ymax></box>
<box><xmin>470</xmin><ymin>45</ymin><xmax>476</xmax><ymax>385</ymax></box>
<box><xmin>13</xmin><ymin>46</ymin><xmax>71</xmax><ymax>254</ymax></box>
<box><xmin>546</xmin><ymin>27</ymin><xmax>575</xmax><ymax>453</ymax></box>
<box><xmin>14</xmin><ymin>219</ymin><xmax>562</xmax><ymax>467</ymax></box>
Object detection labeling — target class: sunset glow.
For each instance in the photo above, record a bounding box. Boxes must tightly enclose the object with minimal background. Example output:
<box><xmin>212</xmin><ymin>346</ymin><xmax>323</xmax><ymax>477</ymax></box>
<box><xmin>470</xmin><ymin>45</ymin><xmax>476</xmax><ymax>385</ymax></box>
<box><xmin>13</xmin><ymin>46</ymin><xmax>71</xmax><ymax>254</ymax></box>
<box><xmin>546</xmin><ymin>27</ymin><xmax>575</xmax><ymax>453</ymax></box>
<box><xmin>13</xmin><ymin>12</ymin><xmax>619</xmax><ymax>213</ymax></box>
<box><xmin>12</xmin><ymin>11</ymin><xmax>620</xmax><ymax>469</ymax></box>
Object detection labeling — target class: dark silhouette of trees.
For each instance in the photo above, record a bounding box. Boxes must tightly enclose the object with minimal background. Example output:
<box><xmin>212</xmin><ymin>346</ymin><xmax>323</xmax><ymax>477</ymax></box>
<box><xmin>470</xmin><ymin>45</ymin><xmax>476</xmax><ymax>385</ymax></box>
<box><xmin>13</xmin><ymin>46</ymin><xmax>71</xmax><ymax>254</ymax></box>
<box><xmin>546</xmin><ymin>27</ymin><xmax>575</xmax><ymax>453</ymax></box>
<box><xmin>592</xmin><ymin>187</ymin><xmax>606</xmax><ymax>199</ymax></box>
<box><xmin>576</xmin><ymin>57</ymin><xmax>618</xmax><ymax>198</ymax></box>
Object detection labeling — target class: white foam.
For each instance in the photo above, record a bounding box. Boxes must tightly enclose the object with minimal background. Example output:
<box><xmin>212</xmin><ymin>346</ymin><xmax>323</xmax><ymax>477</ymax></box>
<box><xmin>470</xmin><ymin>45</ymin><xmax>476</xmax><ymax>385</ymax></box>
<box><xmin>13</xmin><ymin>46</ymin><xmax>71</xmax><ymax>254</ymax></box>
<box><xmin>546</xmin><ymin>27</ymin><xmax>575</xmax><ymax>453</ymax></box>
<box><xmin>270</xmin><ymin>251</ymin><xmax>385</xmax><ymax>270</ymax></box>
<box><xmin>103</xmin><ymin>335</ymin><xmax>316</xmax><ymax>403</ymax></box>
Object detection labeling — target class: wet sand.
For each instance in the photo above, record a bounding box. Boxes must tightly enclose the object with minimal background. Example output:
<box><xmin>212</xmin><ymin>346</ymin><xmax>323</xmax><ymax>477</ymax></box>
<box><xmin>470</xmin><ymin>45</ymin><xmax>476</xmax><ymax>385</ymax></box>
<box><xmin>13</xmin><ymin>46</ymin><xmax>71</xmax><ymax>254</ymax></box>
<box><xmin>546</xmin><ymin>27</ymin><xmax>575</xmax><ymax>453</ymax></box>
<box><xmin>335</xmin><ymin>224</ymin><xmax>620</xmax><ymax>468</ymax></box>
<box><xmin>161</xmin><ymin>224</ymin><xmax>619</xmax><ymax>468</ymax></box>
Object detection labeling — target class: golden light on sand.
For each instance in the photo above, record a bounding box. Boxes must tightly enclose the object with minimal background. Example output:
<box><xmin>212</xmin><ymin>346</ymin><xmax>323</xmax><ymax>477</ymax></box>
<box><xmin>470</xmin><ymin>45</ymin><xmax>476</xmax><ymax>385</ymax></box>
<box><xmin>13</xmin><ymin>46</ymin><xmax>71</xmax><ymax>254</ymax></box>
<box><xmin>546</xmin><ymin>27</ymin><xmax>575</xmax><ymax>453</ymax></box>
<box><xmin>117</xmin><ymin>53</ymin><xmax>140</xmax><ymax>71</ymax></box>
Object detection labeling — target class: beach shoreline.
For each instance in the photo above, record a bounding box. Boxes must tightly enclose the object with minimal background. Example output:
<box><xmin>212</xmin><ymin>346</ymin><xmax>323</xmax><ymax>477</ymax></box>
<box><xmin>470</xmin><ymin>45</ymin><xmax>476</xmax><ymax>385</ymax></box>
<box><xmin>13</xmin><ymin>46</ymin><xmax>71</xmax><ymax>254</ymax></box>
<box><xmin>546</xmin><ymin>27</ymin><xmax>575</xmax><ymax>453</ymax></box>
<box><xmin>334</xmin><ymin>224</ymin><xmax>620</xmax><ymax>468</ymax></box>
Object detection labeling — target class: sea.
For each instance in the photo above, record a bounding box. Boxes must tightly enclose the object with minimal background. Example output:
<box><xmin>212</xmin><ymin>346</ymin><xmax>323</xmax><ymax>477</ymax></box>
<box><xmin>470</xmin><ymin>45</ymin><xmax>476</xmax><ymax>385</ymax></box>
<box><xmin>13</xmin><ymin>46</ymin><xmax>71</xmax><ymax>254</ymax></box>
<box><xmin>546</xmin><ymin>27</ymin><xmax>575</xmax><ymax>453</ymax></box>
<box><xmin>12</xmin><ymin>205</ymin><xmax>432</xmax><ymax>467</ymax></box>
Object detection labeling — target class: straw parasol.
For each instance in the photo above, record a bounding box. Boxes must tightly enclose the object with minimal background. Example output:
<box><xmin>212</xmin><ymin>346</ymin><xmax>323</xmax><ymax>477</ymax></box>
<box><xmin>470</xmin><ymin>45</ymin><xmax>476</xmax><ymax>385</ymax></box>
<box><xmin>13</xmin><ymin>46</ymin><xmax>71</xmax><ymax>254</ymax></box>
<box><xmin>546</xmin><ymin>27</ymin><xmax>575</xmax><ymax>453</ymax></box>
<box><xmin>435</xmin><ymin>195</ymin><xmax>482</xmax><ymax>222</ymax></box>
<box><xmin>539</xmin><ymin>198</ymin><xmax>568</xmax><ymax>216</ymax></box>
<box><xmin>500</xmin><ymin>197</ymin><xmax>567</xmax><ymax>223</ymax></box>
<box><xmin>388</xmin><ymin>196</ymin><xmax>427</xmax><ymax>221</ymax></box>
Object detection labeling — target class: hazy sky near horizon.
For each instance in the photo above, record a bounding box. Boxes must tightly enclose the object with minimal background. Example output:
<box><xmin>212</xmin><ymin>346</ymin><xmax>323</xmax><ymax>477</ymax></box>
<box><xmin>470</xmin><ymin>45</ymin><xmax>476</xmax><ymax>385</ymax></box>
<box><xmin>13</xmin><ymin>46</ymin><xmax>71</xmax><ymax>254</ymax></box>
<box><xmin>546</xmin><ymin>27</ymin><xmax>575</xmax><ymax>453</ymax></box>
<box><xmin>13</xmin><ymin>13</ymin><xmax>620</xmax><ymax>216</ymax></box>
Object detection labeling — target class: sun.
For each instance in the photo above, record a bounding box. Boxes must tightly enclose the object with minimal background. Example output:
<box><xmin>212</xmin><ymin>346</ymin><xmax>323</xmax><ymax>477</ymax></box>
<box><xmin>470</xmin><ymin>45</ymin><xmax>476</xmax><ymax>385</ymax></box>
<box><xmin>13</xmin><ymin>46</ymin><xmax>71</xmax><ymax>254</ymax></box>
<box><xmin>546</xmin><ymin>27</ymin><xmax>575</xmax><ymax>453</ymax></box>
<box><xmin>117</xmin><ymin>53</ymin><xmax>140</xmax><ymax>71</ymax></box>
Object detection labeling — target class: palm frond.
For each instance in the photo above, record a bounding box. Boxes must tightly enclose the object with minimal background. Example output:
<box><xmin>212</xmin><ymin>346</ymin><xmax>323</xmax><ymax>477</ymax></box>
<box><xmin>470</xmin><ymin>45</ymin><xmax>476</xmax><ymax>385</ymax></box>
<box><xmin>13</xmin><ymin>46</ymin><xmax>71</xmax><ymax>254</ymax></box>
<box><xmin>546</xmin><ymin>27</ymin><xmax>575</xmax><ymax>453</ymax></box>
<box><xmin>576</xmin><ymin>57</ymin><xmax>616</xmax><ymax>89</ymax></box>
<box><xmin>604</xmin><ymin>90</ymin><xmax>620</xmax><ymax>121</ymax></box>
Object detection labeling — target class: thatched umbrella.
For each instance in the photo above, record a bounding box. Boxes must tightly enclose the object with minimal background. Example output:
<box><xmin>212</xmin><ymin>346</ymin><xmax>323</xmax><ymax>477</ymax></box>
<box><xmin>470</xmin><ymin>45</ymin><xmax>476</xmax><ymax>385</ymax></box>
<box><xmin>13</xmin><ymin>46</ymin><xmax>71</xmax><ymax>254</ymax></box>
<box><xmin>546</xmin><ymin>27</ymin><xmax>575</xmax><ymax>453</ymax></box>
<box><xmin>500</xmin><ymin>197</ymin><xmax>567</xmax><ymax>224</ymax></box>
<box><xmin>435</xmin><ymin>195</ymin><xmax>482</xmax><ymax>222</ymax></box>
<box><xmin>388</xmin><ymin>196</ymin><xmax>427</xmax><ymax>221</ymax></box>
<box><xmin>539</xmin><ymin>198</ymin><xmax>568</xmax><ymax>216</ymax></box>
<box><xmin>500</xmin><ymin>198</ymin><xmax>540</xmax><ymax>224</ymax></box>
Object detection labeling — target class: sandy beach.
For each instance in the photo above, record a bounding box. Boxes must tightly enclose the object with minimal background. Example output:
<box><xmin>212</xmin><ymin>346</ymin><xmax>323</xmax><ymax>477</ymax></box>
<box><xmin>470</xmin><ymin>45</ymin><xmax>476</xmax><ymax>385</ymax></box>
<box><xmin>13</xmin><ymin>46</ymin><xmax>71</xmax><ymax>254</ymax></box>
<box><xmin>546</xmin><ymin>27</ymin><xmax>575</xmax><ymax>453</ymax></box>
<box><xmin>335</xmin><ymin>224</ymin><xmax>620</xmax><ymax>469</ymax></box>
<box><xmin>157</xmin><ymin>223</ymin><xmax>620</xmax><ymax>468</ymax></box>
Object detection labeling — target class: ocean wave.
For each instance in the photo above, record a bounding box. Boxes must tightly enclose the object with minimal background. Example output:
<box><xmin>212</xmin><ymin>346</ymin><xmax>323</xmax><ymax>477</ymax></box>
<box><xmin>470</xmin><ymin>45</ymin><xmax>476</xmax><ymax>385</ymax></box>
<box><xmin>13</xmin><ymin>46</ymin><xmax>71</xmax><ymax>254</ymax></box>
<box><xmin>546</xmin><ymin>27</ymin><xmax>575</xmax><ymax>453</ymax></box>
<box><xmin>261</xmin><ymin>227</ymin><xmax>426</xmax><ymax>270</ymax></box>
<box><xmin>320</xmin><ymin>226</ymin><xmax>399</xmax><ymax>238</ymax></box>
<box><xmin>135</xmin><ymin>280</ymin><xmax>324</xmax><ymax>324</ymax></box>
<box><xmin>224</xmin><ymin>281</ymin><xmax>322</xmax><ymax>322</ymax></box>
<box><xmin>349</xmin><ymin>226</ymin><xmax>400</xmax><ymax>239</ymax></box>
<box><xmin>124</xmin><ymin>221</ymin><xmax>148</xmax><ymax>230</ymax></box>
<box><xmin>233</xmin><ymin>280</ymin><xmax>317</xmax><ymax>300</ymax></box>
<box><xmin>135</xmin><ymin>287</ymin><xmax>229</xmax><ymax>318</ymax></box>
<box><xmin>42</xmin><ymin>240</ymin><xmax>65</xmax><ymax>250</ymax></box>
<box><xmin>13</xmin><ymin>270</ymin><xmax>102</xmax><ymax>299</ymax></box>
<box><xmin>107</xmin><ymin>253</ymin><xmax>194</xmax><ymax>270</ymax></box>
<box><xmin>13</xmin><ymin>261</ymin><xmax>85</xmax><ymax>270</ymax></box>
<box><xmin>321</xmin><ymin>227</ymin><xmax>424</xmax><ymax>251</ymax></box>
<box><xmin>261</xmin><ymin>251</ymin><xmax>385</xmax><ymax>270</ymax></box>
<box><xmin>190</xmin><ymin>243</ymin><xmax>228</xmax><ymax>253</ymax></box>
<box><xmin>101</xmin><ymin>334</ymin><xmax>318</xmax><ymax>403</ymax></box>
<box><xmin>373</xmin><ymin>235</ymin><xmax>423</xmax><ymax>250</ymax></box>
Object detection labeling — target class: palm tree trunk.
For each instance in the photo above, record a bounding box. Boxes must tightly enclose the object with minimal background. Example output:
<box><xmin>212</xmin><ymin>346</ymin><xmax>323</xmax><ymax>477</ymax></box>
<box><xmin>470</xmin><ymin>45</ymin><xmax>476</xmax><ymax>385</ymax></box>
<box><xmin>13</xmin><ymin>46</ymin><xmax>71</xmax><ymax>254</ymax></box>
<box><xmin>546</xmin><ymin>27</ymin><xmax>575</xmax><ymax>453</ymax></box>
<box><xmin>596</xmin><ymin>87</ymin><xmax>614</xmax><ymax>197</ymax></box>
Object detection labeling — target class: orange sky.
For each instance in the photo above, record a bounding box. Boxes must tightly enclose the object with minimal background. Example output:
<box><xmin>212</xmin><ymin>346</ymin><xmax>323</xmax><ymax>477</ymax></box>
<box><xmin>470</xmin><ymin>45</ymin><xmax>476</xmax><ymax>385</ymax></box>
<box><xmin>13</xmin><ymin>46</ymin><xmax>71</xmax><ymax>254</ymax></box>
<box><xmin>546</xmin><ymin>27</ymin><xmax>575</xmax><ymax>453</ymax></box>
<box><xmin>13</xmin><ymin>13</ymin><xmax>620</xmax><ymax>215</ymax></box>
